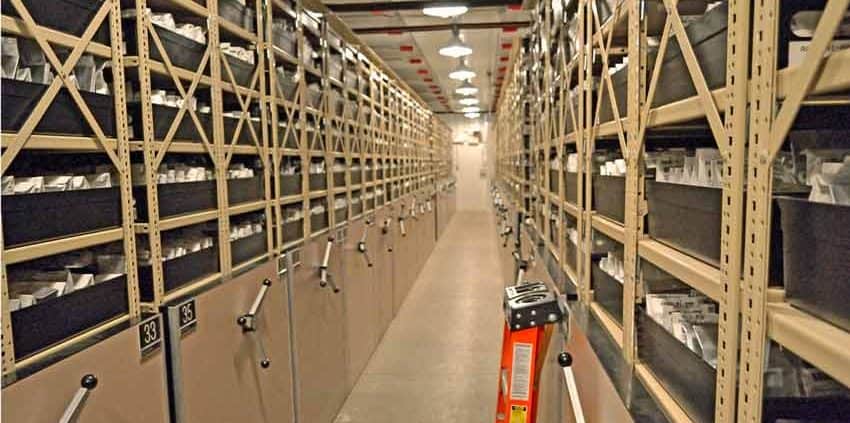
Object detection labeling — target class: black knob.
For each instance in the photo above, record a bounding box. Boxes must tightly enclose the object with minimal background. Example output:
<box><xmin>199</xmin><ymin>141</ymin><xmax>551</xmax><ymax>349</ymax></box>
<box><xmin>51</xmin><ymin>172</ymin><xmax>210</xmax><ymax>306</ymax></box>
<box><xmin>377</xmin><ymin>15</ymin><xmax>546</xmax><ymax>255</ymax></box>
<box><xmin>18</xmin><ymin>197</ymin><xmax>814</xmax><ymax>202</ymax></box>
<box><xmin>558</xmin><ymin>352</ymin><xmax>573</xmax><ymax>368</ymax></box>
<box><xmin>262</xmin><ymin>279</ymin><xmax>272</xmax><ymax>287</ymax></box>
<box><xmin>368</xmin><ymin>263</ymin><xmax>373</xmax><ymax>267</ymax></box>
<box><xmin>332</xmin><ymin>287</ymin><xmax>341</xmax><ymax>293</ymax></box>
<box><xmin>260</xmin><ymin>359</ymin><xmax>271</xmax><ymax>369</ymax></box>
<box><xmin>81</xmin><ymin>374</ymin><xmax>98</xmax><ymax>390</ymax></box>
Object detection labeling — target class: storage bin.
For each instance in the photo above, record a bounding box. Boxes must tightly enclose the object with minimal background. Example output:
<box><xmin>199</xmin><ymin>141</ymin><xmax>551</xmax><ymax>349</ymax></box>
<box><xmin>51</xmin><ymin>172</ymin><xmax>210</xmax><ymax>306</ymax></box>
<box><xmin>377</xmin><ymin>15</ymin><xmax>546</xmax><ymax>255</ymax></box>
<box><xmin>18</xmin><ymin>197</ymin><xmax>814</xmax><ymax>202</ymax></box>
<box><xmin>351</xmin><ymin>170</ymin><xmax>362</xmax><ymax>185</ymax></box>
<box><xmin>231</xmin><ymin>232</ymin><xmax>266</xmax><ymax>265</ymax></box>
<box><xmin>592</xmin><ymin>175</ymin><xmax>625</xmax><ymax>223</ymax></box>
<box><xmin>311</xmin><ymin>213</ymin><xmax>328</xmax><ymax>232</ymax></box>
<box><xmin>592</xmin><ymin>264</ymin><xmax>622</xmax><ymax>325</ymax></box>
<box><xmin>272</xmin><ymin>24</ymin><xmax>297</xmax><ymax>55</ymax></box>
<box><xmin>223</xmin><ymin>54</ymin><xmax>256</xmax><ymax>88</ymax></box>
<box><xmin>1</xmin><ymin>0</ymin><xmax>107</xmax><ymax>38</ymax></box>
<box><xmin>10</xmin><ymin>274</ymin><xmax>128</xmax><ymax>359</ymax></box>
<box><xmin>637</xmin><ymin>310</ymin><xmax>716</xmax><ymax>423</ymax></box>
<box><xmin>275</xmin><ymin>70</ymin><xmax>299</xmax><ymax>100</ymax></box>
<box><xmin>309</xmin><ymin>173</ymin><xmax>327</xmax><ymax>191</ymax></box>
<box><xmin>328</xmin><ymin>56</ymin><xmax>343</xmax><ymax>81</ymax></box>
<box><xmin>134</xmin><ymin>180</ymin><xmax>217</xmax><ymax>220</ymax></box>
<box><xmin>2</xmin><ymin>78</ymin><xmax>116</xmax><ymax>137</ymax></box>
<box><xmin>306</xmin><ymin>84</ymin><xmax>322</xmax><ymax>109</ymax></box>
<box><xmin>138</xmin><ymin>247</ymin><xmax>219</xmax><ymax>301</ymax></box>
<box><xmin>280</xmin><ymin>128</ymin><xmax>299</xmax><ymax>149</ymax></box>
<box><xmin>564</xmin><ymin>171</ymin><xmax>579</xmax><ymax>204</ymax></box>
<box><xmin>282</xmin><ymin>219</ymin><xmax>303</xmax><ymax>242</ymax></box>
<box><xmin>333</xmin><ymin>171</ymin><xmax>345</xmax><ymax>187</ymax></box>
<box><xmin>128</xmin><ymin>102</ymin><xmax>211</xmax><ymax>142</ymax></box>
<box><xmin>646</xmin><ymin>181</ymin><xmax>721</xmax><ymax>264</ymax></box>
<box><xmin>222</xmin><ymin>115</ymin><xmax>261</xmax><ymax>145</ymax></box>
<box><xmin>124</xmin><ymin>19</ymin><xmax>207</xmax><ymax>73</ymax></box>
<box><xmin>279</xmin><ymin>173</ymin><xmax>302</xmax><ymax>196</ymax></box>
<box><xmin>218</xmin><ymin>0</ymin><xmax>256</xmax><ymax>32</ymax></box>
<box><xmin>549</xmin><ymin>169</ymin><xmax>559</xmax><ymax>194</ymax></box>
<box><xmin>227</xmin><ymin>175</ymin><xmax>264</xmax><ymax>205</ymax></box>
<box><xmin>777</xmin><ymin>197</ymin><xmax>850</xmax><ymax>332</ymax></box>
<box><xmin>2</xmin><ymin>187</ymin><xmax>121</xmax><ymax>247</ymax></box>
<box><xmin>351</xmin><ymin>201</ymin><xmax>363</xmax><ymax>216</ymax></box>
<box><xmin>334</xmin><ymin>208</ymin><xmax>346</xmax><ymax>225</ymax></box>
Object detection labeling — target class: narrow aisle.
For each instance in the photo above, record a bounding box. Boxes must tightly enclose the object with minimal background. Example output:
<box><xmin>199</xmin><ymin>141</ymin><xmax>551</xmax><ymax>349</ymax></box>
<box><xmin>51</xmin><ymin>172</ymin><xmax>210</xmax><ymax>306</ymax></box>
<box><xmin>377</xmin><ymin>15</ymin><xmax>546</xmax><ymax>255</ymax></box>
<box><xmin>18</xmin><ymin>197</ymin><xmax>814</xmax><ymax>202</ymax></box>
<box><xmin>335</xmin><ymin>211</ymin><xmax>506</xmax><ymax>423</ymax></box>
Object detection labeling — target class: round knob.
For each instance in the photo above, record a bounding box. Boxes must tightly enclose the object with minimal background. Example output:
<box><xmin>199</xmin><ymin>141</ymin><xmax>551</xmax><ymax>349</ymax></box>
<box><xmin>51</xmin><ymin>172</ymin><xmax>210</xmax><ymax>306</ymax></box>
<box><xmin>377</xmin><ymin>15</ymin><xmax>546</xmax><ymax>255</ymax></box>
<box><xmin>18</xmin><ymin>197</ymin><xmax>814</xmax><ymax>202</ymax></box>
<box><xmin>368</xmin><ymin>263</ymin><xmax>373</xmax><ymax>268</ymax></box>
<box><xmin>260</xmin><ymin>359</ymin><xmax>271</xmax><ymax>369</ymax></box>
<box><xmin>262</xmin><ymin>279</ymin><xmax>272</xmax><ymax>287</ymax></box>
<box><xmin>81</xmin><ymin>374</ymin><xmax>98</xmax><ymax>390</ymax></box>
<box><xmin>332</xmin><ymin>287</ymin><xmax>341</xmax><ymax>294</ymax></box>
<box><xmin>558</xmin><ymin>352</ymin><xmax>573</xmax><ymax>368</ymax></box>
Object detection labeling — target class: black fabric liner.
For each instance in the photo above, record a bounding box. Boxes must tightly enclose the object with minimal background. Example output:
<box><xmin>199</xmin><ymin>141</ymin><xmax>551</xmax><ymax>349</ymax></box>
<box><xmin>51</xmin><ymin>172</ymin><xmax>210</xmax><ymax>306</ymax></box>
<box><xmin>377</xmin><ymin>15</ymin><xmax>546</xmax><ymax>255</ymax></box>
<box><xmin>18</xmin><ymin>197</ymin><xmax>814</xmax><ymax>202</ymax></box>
<box><xmin>593</xmin><ymin>174</ymin><xmax>625</xmax><ymax>224</ymax></box>
<box><xmin>309</xmin><ymin>173</ymin><xmax>327</xmax><ymax>191</ymax></box>
<box><xmin>2</xmin><ymin>79</ymin><xmax>116</xmax><ymax>137</ymax></box>
<box><xmin>134</xmin><ymin>180</ymin><xmax>217</xmax><ymax>220</ymax></box>
<box><xmin>311</xmin><ymin>213</ymin><xmax>328</xmax><ymax>232</ymax></box>
<box><xmin>124</xmin><ymin>19</ymin><xmax>206</xmax><ymax>73</ymax></box>
<box><xmin>11</xmin><ymin>275</ymin><xmax>128</xmax><ymax>359</ymax></box>
<box><xmin>777</xmin><ymin>196</ymin><xmax>850</xmax><ymax>332</ymax></box>
<box><xmin>218</xmin><ymin>0</ymin><xmax>256</xmax><ymax>32</ymax></box>
<box><xmin>227</xmin><ymin>175</ymin><xmax>264</xmax><ymax>205</ymax></box>
<box><xmin>637</xmin><ymin>309</ymin><xmax>716</xmax><ymax>423</ymax></box>
<box><xmin>564</xmin><ymin>171</ymin><xmax>580</xmax><ymax>205</ymax></box>
<box><xmin>1</xmin><ymin>0</ymin><xmax>108</xmax><ymax>39</ymax></box>
<box><xmin>128</xmin><ymin>102</ymin><xmax>212</xmax><ymax>142</ymax></box>
<box><xmin>592</xmin><ymin>264</ymin><xmax>623</xmax><ymax>325</ymax></box>
<box><xmin>282</xmin><ymin>219</ymin><xmax>303</xmax><ymax>242</ymax></box>
<box><xmin>138</xmin><ymin>247</ymin><xmax>219</xmax><ymax>302</ymax></box>
<box><xmin>280</xmin><ymin>174</ymin><xmax>302</xmax><ymax>196</ymax></box>
<box><xmin>2</xmin><ymin>187</ymin><xmax>121</xmax><ymax>247</ymax></box>
<box><xmin>334</xmin><ymin>208</ymin><xmax>346</xmax><ymax>225</ymax></box>
<box><xmin>333</xmin><ymin>171</ymin><xmax>346</xmax><ymax>188</ymax></box>
<box><xmin>231</xmin><ymin>232</ymin><xmax>266</xmax><ymax>265</ymax></box>
<box><xmin>646</xmin><ymin>181</ymin><xmax>722</xmax><ymax>265</ymax></box>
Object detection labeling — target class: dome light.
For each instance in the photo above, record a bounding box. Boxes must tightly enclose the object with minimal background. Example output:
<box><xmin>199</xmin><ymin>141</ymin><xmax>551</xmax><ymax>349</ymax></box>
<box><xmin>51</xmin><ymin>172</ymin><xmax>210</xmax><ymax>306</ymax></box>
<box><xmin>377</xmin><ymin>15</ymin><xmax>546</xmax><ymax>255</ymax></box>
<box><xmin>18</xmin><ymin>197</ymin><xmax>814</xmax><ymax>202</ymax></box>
<box><xmin>459</xmin><ymin>97</ymin><xmax>479</xmax><ymax>106</ymax></box>
<box><xmin>449</xmin><ymin>59</ymin><xmax>476</xmax><ymax>80</ymax></box>
<box><xmin>461</xmin><ymin>106</ymin><xmax>481</xmax><ymax>113</ymax></box>
<box><xmin>438</xmin><ymin>28</ymin><xmax>472</xmax><ymax>58</ymax></box>
<box><xmin>423</xmin><ymin>5</ymin><xmax>468</xmax><ymax>18</ymax></box>
<box><xmin>455</xmin><ymin>80</ymin><xmax>478</xmax><ymax>96</ymax></box>
<box><xmin>464</xmin><ymin>112</ymin><xmax>481</xmax><ymax>119</ymax></box>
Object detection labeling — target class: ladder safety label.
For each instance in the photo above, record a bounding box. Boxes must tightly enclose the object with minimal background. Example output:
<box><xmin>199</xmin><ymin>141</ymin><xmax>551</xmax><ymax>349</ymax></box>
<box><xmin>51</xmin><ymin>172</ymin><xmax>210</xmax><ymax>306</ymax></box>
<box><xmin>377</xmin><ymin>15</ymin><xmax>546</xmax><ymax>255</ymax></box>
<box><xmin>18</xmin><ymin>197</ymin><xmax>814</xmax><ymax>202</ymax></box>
<box><xmin>510</xmin><ymin>342</ymin><xmax>533</xmax><ymax>401</ymax></box>
<box><xmin>510</xmin><ymin>405</ymin><xmax>528</xmax><ymax>423</ymax></box>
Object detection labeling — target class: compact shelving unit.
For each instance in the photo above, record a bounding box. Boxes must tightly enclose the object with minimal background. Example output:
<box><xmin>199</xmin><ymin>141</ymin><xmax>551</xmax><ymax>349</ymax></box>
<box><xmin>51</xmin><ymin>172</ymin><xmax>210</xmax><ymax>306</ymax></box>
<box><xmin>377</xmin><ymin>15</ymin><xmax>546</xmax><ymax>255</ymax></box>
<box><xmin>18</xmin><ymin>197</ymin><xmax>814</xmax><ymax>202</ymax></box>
<box><xmin>496</xmin><ymin>0</ymin><xmax>850</xmax><ymax>422</ymax></box>
<box><xmin>1</xmin><ymin>0</ymin><xmax>451</xmax><ymax>384</ymax></box>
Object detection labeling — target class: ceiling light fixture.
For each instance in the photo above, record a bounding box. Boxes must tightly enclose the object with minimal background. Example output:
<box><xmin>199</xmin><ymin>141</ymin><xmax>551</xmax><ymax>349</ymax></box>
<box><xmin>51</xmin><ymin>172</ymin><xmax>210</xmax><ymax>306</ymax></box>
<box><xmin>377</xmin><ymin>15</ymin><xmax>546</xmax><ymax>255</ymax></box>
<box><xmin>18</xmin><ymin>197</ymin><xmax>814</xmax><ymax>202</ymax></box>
<box><xmin>449</xmin><ymin>59</ymin><xmax>476</xmax><ymax>81</ymax></box>
<box><xmin>459</xmin><ymin>97</ymin><xmax>479</xmax><ymax>106</ymax></box>
<box><xmin>438</xmin><ymin>27</ymin><xmax>472</xmax><ymax>58</ymax></box>
<box><xmin>462</xmin><ymin>106</ymin><xmax>481</xmax><ymax>113</ymax></box>
<box><xmin>423</xmin><ymin>4</ymin><xmax>469</xmax><ymax>18</ymax></box>
<box><xmin>455</xmin><ymin>79</ymin><xmax>478</xmax><ymax>96</ymax></box>
<box><xmin>464</xmin><ymin>112</ymin><xmax>481</xmax><ymax>119</ymax></box>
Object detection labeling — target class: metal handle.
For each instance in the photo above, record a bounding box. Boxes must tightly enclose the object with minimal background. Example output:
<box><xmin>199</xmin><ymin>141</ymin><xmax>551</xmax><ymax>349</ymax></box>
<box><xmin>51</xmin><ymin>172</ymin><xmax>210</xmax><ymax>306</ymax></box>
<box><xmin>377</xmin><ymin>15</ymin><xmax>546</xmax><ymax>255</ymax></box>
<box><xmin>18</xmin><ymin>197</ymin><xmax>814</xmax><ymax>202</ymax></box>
<box><xmin>319</xmin><ymin>237</ymin><xmax>336</xmax><ymax>291</ymax></box>
<box><xmin>359</xmin><ymin>242</ymin><xmax>374</xmax><ymax>267</ymax></box>
<box><xmin>237</xmin><ymin>279</ymin><xmax>273</xmax><ymax>368</ymax></box>
<box><xmin>559</xmin><ymin>352</ymin><xmax>586</xmax><ymax>423</ymax></box>
<box><xmin>501</xmin><ymin>226</ymin><xmax>513</xmax><ymax>248</ymax></box>
<box><xmin>398</xmin><ymin>216</ymin><xmax>407</xmax><ymax>237</ymax></box>
<box><xmin>59</xmin><ymin>374</ymin><xmax>98</xmax><ymax>423</ymax></box>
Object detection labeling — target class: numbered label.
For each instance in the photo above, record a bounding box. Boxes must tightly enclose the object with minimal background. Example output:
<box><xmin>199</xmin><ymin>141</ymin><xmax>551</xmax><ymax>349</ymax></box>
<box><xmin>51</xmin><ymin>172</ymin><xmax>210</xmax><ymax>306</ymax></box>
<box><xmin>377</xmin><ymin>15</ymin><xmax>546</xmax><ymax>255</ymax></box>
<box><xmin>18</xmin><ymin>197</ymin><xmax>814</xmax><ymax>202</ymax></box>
<box><xmin>177</xmin><ymin>299</ymin><xmax>198</xmax><ymax>332</ymax></box>
<box><xmin>138</xmin><ymin>315</ymin><xmax>162</xmax><ymax>357</ymax></box>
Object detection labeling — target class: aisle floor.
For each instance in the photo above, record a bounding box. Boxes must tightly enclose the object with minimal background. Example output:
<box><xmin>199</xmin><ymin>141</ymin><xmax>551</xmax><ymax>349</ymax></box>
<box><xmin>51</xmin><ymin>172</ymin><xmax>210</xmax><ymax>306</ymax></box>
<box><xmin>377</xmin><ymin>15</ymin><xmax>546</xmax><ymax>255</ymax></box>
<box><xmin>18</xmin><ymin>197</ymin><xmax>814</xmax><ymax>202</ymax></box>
<box><xmin>334</xmin><ymin>211</ymin><xmax>505</xmax><ymax>423</ymax></box>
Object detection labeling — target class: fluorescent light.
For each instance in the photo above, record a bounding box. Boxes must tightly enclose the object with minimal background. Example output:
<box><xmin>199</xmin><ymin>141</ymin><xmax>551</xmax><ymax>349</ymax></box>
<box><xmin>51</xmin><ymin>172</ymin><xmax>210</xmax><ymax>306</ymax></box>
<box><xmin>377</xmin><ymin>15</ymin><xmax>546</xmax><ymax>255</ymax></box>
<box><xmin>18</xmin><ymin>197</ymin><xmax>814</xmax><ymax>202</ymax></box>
<box><xmin>455</xmin><ymin>80</ymin><xmax>478</xmax><ymax>96</ymax></box>
<box><xmin>459</xmin><ymin>97</ymin><xmax>479</xmax><ymax>106</ymax></box>
<box><xmin>423</xmin><ymin>5</ymin><xmax>468</xmax><ymax>18</ymax></box>
<box><xmin>438</xmin><ymin>28</ymin><xmax>472</xmax><ymax>58</ymax></box>
<box><xmin>449</xmin><ymin>60</ymin><xmax>476</xmax><ymax>80</ymax></box>
<box><xmin>464</xmin><ymin>112</ymin><xmax>480</xmax><ymax>119</ymax></box>
<box><xmin>462</xmin><ymin>106</ymin><xmax>481</xmax><ymax>113</ymax></box>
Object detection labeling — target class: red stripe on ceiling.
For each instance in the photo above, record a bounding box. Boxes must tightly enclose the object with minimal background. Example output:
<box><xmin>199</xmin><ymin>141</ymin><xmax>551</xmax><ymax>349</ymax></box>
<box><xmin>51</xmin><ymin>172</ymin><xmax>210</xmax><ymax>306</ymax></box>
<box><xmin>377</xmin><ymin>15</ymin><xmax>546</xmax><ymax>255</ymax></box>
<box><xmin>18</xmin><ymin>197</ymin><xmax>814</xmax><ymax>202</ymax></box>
<box><xmin>502</xmin><ymin>26</ymin><xmax>517</xmax><ymax>33</ymax></box>
<box><xmin>423</xmin><ymin>78</ymin><xmax>433</xmax><ymax>82</ymax></box>
<box><xmin>409</xmin><ymin>58</ymin><xmax>422</xmax><ymax>64</ymax></box>
<box><xmin>417</xmin><ymin>69</ymin><xmax>429</xmax><ymax>75</ymax></box>
<box><xmin>499</xmin><ymin>56</ymin><xmax>509</xmax><ymax>62</ymax></box>
<box><xmin>428</xmin><ymin>84</ymin><xmax>438</xmax><ymax>89</ymax></box>
<box><xmin>501</xmin><ymin>43</ymin><xmax>512</xmax><ymax>50</ymax></box>
<box><xmin>498</xmin><ymin>66</ymin><xmax>507</xmax><ymax>73</ymax></box>
<box><xmin>507</xmin><ymin>4</ymin><xmax>522</xmax><ymax>10</ymax></box>
<box><xmin>400</xmin><ymin>45</ymin><xmax>414</xmax><ymax>51</ymax></box>
<box><xmin>370</xmin><ymin>10</ymin><xmax>385</xmax><ymax>15</ymax></box>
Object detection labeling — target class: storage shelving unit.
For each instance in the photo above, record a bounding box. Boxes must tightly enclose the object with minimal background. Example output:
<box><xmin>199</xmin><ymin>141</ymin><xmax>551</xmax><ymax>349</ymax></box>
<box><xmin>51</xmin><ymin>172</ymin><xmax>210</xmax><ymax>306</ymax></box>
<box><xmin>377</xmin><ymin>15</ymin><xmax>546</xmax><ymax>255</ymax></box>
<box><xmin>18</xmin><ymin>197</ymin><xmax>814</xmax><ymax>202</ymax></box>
<box><xmin>1</xmin><ymin>0</ymin><xmax>451</xmax><ymax>383</ymax></box>
<box><xmin>495</xmin><ymin>0</ymin><xmax>850</xmax><ymax>422</ymax></box>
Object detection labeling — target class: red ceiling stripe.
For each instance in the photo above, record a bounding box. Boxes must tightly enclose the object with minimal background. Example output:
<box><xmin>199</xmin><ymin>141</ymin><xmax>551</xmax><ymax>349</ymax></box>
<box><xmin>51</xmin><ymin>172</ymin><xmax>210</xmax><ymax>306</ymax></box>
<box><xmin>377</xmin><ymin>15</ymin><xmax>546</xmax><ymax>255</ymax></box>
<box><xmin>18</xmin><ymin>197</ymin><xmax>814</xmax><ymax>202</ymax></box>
<box><xmin>423</xmin><ymin>77</ymin><xmax>433</xmax><ymax>82</ymax></box>
<box><xmin>507</xmin><ymin>4</ymin><xmax>522</xmax><ymax>11</ymax></box>
<box><xmin>499</xmin><ymin>56</ymin><xmax>509</xmax><ymax>62</ymax></box>
<box><xmin>501</xmin><ymin>43</ymin><xmax>512</xmax><ymax>50</ymax></box>
<box><xmin>417</xmin><ymin>69</ymin><xmax>429</xmax><ymax>75</ymax></box>
<box><xmin>400</xmin><ymin>45</ymin><xmax>414</xmax><ymax>52</ymax></box>
<box><xmin>502</xmin><ymin>26</ymin><xmax>517</xmax><ymax>33</ymax></box>
<box><xmin>409</xmin><ymin>58</ymin><xmax>422</xmax><ymax>64</ymax></box>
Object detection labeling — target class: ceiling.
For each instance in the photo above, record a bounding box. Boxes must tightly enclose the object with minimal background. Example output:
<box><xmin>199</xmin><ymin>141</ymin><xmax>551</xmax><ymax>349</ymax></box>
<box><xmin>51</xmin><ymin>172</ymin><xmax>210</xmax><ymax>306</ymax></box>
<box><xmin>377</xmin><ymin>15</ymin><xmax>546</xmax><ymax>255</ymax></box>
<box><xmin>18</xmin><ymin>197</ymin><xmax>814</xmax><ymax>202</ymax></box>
<box><xmin>328</xmin><ymin>2</ymin><xmax>530</xmax><ymax>115</ymax></box>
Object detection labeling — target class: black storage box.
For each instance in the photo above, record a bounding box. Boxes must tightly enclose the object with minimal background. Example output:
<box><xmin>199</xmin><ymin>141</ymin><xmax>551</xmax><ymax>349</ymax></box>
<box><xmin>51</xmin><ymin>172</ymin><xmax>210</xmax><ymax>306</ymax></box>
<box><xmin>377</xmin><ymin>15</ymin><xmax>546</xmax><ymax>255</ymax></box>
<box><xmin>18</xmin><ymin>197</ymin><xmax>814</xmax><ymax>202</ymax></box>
<box><xmin>128</xmin><ymin>102</ymin><xmax>212</xmax><ymax>142</ymax></box>
<box><xmin>306</xmin><ymin>85</ymin><xmax>322</xmax><ymax>109</ymax></box>
<box><xmin>279</xmin><ymin>173</ymin><xmax>302</xmax><ymax>196</ymax></box>
<box><xmin>11</xmin><ymin>274</ymin><xmax>128</xmax><ymax>359</ymax></box>
<box><xmin>638</xmin><ymin>310</ymin><xmax>716</xmax><ymax>423</ymax></box>
<box><xmin>231</xmin><ymin>232</ymin><xmax>266</xmax><ymax>265</ymax></box>
<box><xmin>227</xmin><ymin>175</ymin><xmax>264</xmax><ymax>205</ymax></box>
<box><xmin>134</xmin><ymin>180</ymin><xmax>217</xmax><ymax>220</ymax></box>
<box><xmin>646</xmin><ymin>181</ymin><xmax>721</xmax><ymax>265</ymax></box>
<box><xmin>593</xmin><ymin>175</ymin><xmax>625</xmax><ymax>223</ymax></box>
<box><xmin>222</xmin><ymin>115</ymin><xmax>261</xmax><ymax>145</ymax></box>
<box><xmin>777</xmin><ymin>197</ymin><xmax>850</xmax><ymax>332</ymax></box>
<box><xmin>124</xmin><ymin>19</ymin><xmax>206</xmax><ymax>72</ymax></box>
<box><xmin>219</xmin><ymin>0</ymin><xmax>256</xmax><ymax>32</ymax></box>
<box><xmin>2</xmin><ymin>79</ymin><xmax>116</xmax><ymax>137</ymax></box>
<box><xmin>280</xmin><ymin>129</ymin><xmax>299</xmax><ymax>149</ymax></box>
<box><xmin>351</xmin><ymin>170</ymin><xmax>362</xmax><ymax>185</ymax></box>
<box><xmin>3</xmin><ymin>187</ymin><xmax>121</xmax><ymax>247</ymax></box>
<box><xmin>139</xmin><ymin>247</ymin><xmax>219</xmax><ymax>301</ymax></box>
<box><xmin>333</xmin><ymin>171</ymin><xmax>346</xmax><ymax>187</ymax></box>
<box><xmin>223</xmin><ymin>55</ymin><xmax>256</xmax><ymax>88</ymax></box>
<box><xmin>311</xmin><ymin>213</ymin><xmax>328</xmax><ymax>232</ymax></box>
<box><xmin>309</xmin><ymin>173</ymin><xmax>327</xmax><ymax>191</ymax></box>
<box><xmin>272</xmin><ymin>24</ymin><xmax>297</xmax><ymax>56</ymax></box>
<box><xmin>334</xmin><ymin>208</ymin><xmax>346</xmax><ymax>225</ymax></box>
<box><xmin>564</xmin><ymin>171</ymin><xmax>579</xmax><ymax>205</ymax></box>
<box><xmin>282</xmin><ymin>219</ymin><xmax>303</xmax><ymax>242</ymax></box>
<box><xmin>1</xmin><ymin>0</ymin><xmax>107</xmax><ymax>38</ymax></box>
<box><xmin>592</xmin><ymin>264</ymin><xmax>623</xmax><ymax>325</ymax></box>
<box><xmin>352</xmin><ymin>201</ymin><xmax>363</xmax><ymax>216</ymax></box>
<box><xmin>549</xmin><ymin>169</ymin><xmax>559</xmax><ymax>194</ymax></box>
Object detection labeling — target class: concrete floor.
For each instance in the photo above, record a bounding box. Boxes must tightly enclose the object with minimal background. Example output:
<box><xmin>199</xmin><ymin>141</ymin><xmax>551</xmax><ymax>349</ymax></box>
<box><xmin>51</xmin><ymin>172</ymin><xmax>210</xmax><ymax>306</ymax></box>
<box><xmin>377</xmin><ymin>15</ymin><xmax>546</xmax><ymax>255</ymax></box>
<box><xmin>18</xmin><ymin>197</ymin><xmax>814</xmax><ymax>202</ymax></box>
<box><xmin>334</xmin><ymin>211</ymin><xmax>506</xmax><ymax>423</ymax></box>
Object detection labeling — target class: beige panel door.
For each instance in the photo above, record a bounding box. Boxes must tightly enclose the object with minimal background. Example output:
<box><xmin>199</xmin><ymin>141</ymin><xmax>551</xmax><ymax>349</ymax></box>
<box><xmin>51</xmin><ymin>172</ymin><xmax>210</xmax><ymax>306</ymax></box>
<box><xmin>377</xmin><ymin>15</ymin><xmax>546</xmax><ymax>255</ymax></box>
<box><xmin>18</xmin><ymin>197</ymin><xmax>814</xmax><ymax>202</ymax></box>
<box><xmin>173</xmin><ymin>261</ymin><xmax>294</xmax><ymax>423</ymax></box>
<box><xmin>288</xmin><ymin>235</ymin><xmax>348</xmax><ymax>423</ymax></box>
<box><xmin>373</xmin><ymin>208</ymin><xmax>395</xmax><ymax>336</ymax></box>
<box><xmin>392</xmin><ymin>208</ymin><xmax>413</xmax><ymax>314</ymax></box>
<box><xmin>3</xmin><ymin>322</ymin><xmax>170</xmax><ymax>423</ymax></box>
<box><xmin>341</xmin><ymin>219</ymin><xmax>379</xmax><ymax>391</ymax></box>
